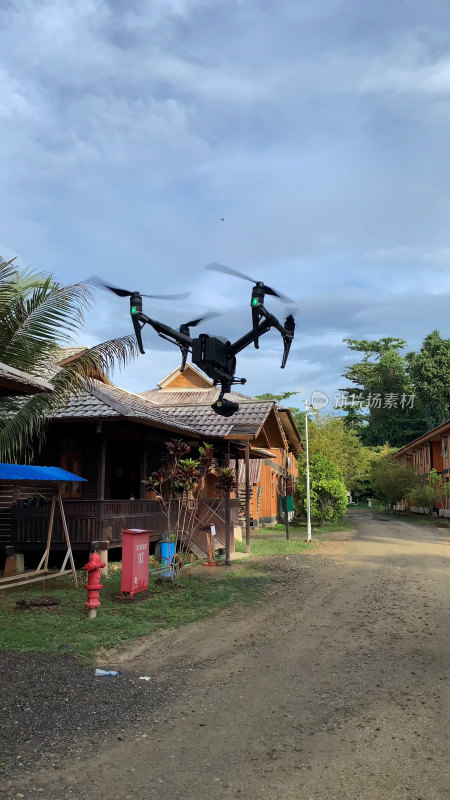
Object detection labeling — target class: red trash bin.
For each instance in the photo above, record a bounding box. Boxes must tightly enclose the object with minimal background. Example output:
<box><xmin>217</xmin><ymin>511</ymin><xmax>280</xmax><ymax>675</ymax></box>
<box><xmin>121</xmin><ymin>528</ymin><xmax>151</xmax><ymax>597</ymax></box>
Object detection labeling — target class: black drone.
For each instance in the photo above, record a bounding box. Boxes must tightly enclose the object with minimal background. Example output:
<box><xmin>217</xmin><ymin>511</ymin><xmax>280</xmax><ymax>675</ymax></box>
<box><xmin>93</xmin><ymin>263</ymin><xmax>295</xmax><ymax>417</ymax></box>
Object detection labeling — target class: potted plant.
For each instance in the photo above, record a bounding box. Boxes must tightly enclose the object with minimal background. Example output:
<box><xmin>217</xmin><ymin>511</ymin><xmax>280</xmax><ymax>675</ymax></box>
<box><xmin>145</xmin><ymin>475</ymin><xmax>159</xmax><ymax>500</ymax></box>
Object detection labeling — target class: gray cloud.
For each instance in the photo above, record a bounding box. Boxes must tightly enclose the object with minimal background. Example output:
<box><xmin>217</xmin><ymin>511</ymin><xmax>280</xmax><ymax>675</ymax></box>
<box><xmin>1</xmin><ymin>0</ymin><xmax>449</xmax><ymax>403</ymax></box>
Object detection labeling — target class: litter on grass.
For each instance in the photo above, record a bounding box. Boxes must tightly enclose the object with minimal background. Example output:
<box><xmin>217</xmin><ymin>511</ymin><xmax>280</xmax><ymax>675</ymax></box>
<box><xmin>95</xmin><ymin>669</ymin><xmax>121</xmax><ymax>677</ymax></box>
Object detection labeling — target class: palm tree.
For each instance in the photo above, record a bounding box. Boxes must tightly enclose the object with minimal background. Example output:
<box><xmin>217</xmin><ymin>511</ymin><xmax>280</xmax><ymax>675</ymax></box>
<box><xmin>0</xmin><ymin>256</ymin><xmax>138</xmax><ymax>462</ymax></box>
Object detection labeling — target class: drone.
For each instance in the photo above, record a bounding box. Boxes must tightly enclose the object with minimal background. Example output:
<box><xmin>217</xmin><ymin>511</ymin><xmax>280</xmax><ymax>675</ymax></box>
<box><xmin>93</xmin><ymin>263</ymin><xmax>295</xmax><ymax>417</ymax></box>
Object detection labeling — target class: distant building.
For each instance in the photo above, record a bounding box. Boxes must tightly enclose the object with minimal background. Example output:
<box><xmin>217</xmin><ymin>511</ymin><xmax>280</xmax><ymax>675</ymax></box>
<box><xmin>396</xmin><ymin>420</ymin><xmax>450</xmax><ymax>517</ymax></box>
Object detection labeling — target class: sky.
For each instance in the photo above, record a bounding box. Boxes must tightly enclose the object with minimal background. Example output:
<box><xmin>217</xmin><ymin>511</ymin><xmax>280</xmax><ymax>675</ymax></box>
<box><xmin>1</xmin><ymin>0</ymin><xmax>450</xmax><ymax>409</ymax></box>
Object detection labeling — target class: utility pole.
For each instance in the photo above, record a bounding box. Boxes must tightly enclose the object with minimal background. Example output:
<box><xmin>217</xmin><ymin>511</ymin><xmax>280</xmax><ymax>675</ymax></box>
<box><xmin>305</xmin><ymin>401</ymin><xmax>312</xmax><ymax>542</ymax></box>
<box><xmin>224</xmin><ymin>442</ymin><xmax>231</xmax><ymax>565</ymax></box>
<box><xmin>284</xmin><ymin>451</ymin><xmax>290</xmax><ymax>541</ymax></box>
<box><xmin>245</xmin><ymin>442</ymin><xmax>251</xmax><ymax>553</ymax></box>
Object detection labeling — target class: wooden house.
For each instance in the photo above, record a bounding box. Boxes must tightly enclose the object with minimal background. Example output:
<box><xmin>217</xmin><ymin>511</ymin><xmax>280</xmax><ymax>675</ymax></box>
<box><xmin>1</xmin><ymin>356</ymin><xmax>301</xmax><ymax>556</ymax></box>
<box><xmin>0</xmin><ymin>361</ymin><xmax>54</xmax><ymax>548</ymax></box>
<box><xmin>395</xmin><ymin>420</ymin><xmax>450</xmax><ymax>517</ymax></box>
<box><xmin>141</xmin><ymin>364</ymin><xmax>301</xmax><ymax>526</ymax></box>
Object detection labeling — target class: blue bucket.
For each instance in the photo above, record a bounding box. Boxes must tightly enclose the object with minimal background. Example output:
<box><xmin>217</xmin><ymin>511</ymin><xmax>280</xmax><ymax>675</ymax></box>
<box><xmin>160</xmin><ymin>541</ymin><xmax>176</xmax><ymax>577</ymax></box>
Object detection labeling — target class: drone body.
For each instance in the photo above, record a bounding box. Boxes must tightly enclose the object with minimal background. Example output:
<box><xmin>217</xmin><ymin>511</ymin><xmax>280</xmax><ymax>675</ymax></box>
<box><xmin>94</xmin><ymin>266</ymin><xmax>295</xmax><ymax>417</ymax></box>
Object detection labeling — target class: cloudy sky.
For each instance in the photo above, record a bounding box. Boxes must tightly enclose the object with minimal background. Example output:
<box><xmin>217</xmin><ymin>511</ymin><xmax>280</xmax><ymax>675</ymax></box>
<box><xmin>1</xmin><ymin>0</ymin><xmax>450</xmax><ymax>407</ymax></box>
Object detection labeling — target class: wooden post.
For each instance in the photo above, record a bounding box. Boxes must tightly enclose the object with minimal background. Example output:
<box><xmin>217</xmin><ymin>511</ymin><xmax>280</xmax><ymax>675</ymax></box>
<box><xmin>97</xmin><ymin>432</ymin><xmax>106</xmax><ymax>542</ymax></box>
<box><xmin>245</xmin><ymin>442</ymin><xmax>251</xmax><ymax>554</ymax></box>
<box><xmin>285</xmin><ymin>452</ymin><xmax>290</xmax><ymax>541</ymax></box>
<box><xmin>97</xmin><ymin>433</ymin><xmax>106</xmax><ymax>500</ymax></box>
<box><xmin>140</xmin><ymin>439</ymin><xmax>148</xmax><ymax>500</ymax></box>
<box><xmin>40</xmin><ymin>493</ymin><xmax>56</xmax><ymax>572</ymax></box>
<box><xmin>57</xmin><ymin>484</ymin><xmax>78</xmax><ymax>588</ymax></box>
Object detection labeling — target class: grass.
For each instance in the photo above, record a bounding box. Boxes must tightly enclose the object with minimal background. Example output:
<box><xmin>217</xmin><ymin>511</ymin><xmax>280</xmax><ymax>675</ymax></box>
<box><xmin>0</xmin><ymin>519</ymin><xmax>354</xmax><ymax>662</ymax></box>
<box><xmin>235</xmin><ymin>519</ymin><xmax>353</xmax><ymax>556</ymax></box>
<box><xmin>0</xmin><ymin>562</ymin><xmax>269</xmax><ymax>663</ymax></box>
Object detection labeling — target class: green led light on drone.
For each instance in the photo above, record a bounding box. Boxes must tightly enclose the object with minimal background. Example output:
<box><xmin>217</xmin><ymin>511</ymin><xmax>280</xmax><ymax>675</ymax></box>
<box><xmin>252</xmin><ymin>297</ymin><xmax>259</xmax><ymax>306</ymax></box>
<box><xmin>131</xmin><ymin>306</ymin><xmax>137</xmax><ymax>315</ymax></box>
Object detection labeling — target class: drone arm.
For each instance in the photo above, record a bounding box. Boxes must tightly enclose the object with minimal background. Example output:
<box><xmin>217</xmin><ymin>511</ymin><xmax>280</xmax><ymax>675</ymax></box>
<box><xmin>230</xmin><ymin>306</ymin><xmax>295</xmax><ymax>367</ymax></box>
<box><xmin>230</xmin><ymin>318</ymin><xmax>273</xmax><ymax>356</ymax></box>
<box><xmin>135</xmin><ymin>312</ymin><xmax>192</xmax><ymax>348</ymax></box>
<box><xmin>257</xmin><ymin>305</ymin><xmax>291</xmax><ymax>337</ymax></box>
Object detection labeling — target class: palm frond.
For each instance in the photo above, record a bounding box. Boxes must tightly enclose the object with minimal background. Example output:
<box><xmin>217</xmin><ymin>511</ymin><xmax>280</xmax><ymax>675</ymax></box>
<box><xmin>0</xmin><ymin>256</ymin><xmax>17</xmax><ymax>286</ymax></box>
<box><xmin>0</xmin><ymin>335</ymin><xmax>139</xmax><ymax>462</ymax></box>
<box><xmin>0</xmin><ymin>279</ymin><xmax>92</xmax><ymax>374</ymax></box>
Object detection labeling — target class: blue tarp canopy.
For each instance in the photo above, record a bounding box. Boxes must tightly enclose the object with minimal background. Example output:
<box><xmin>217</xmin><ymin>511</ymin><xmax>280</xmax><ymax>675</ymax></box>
<box><xmin>0</xmin><ymin>464</ymin><xmax>87</xmax><ymax>482</ymax></box>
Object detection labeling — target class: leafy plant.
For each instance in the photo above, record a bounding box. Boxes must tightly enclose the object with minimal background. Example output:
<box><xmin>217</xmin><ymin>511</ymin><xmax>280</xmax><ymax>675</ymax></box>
<box><xmin>408</xmin><ymin>469</ymin><xmax>450</xmax><ymax>516</ymax></box>
<box><xmin>147</xmin><ymin>440</ymin><xmax>221</xmax><ymax>583</ymax></box>
<box><xmin>0</xmin><ymin>257</ymin><xmax>138</xmax><ymax>461</ymax></box>
<box><xmin>371</xmin><ymin>452</ymin><xmax>418</xmax><ymax>512</ymax></box>
<box><xmin>216</xmin><ymin>466</ymin><xmax>237</xmax><ymax>495</ymax></box>
<box><xmin>296</xmin><ymin>454</ymin><xmax>347</xmax><ymax>524</ymax></box>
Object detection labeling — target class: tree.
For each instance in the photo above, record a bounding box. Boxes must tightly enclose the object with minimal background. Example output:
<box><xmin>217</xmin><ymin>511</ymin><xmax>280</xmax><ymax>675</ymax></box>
<box><xmin>370</xmin><ymin>452</ymin><xmax>417</xmax><ymax>512</ymax></box>
<box><xmin>254</xmin><ymin>391</ymin><xmax>299</xmax><ymax>403</ymax></box>
<box><xmin>341</xmin><ymin>337</ymin><xmax>427</xmax><ymax>447</ymax></box>
<box><xmin>297</xmin><ymin>453</ymin><xmax>347</xmax><ymax>524</ymax></box>
<box><xmin>305</xmin><ymin>414</ymin><xmax>372</xmax><ymax>495</ymax></box>
<box><xmin>0</xmin><ymin>257</ymin><xmax>138</xmax><ymax>461</ymax></box>
<box><xmin>407</xmin><ymin>330</ymin><xmax>450</xmax><ymax>430</ymax></box>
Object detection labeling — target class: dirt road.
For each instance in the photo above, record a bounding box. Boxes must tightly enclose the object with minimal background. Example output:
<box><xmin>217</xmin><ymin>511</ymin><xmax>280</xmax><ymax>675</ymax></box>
<box><xmin>4</xmin><ymin>517</ymin><xmax>449</xmax><ymax>799</ymax></box>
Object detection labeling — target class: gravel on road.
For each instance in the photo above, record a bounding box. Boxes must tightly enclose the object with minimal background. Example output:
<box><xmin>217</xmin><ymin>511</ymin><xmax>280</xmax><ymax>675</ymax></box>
<box><xmin>1</xmin><ymin>519</ymin><xmax>448</xmax><ymax>800</ymax></box>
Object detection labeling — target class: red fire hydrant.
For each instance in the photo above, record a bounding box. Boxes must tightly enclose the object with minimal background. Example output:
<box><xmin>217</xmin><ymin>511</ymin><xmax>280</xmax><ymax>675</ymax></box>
<box><xmin>83</xmin><ymin>550</ymin><xmax>106</xmax><ymax>620</ymax></box>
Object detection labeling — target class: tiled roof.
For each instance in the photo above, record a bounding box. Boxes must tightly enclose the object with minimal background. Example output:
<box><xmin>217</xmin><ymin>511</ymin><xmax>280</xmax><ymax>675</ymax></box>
<box><xmin>47</xmin><ymin>373</ymin><xmax>278</xmax><ymax>440</ymax></box>
<box><xmin>51</xmin><ymin>381</ymin><xmax>204</xmax><ymax>436</ymax></box>
<box><xmin>52</xmin><ymin>390</ymin><xmax>119</xmax><ymax>419</ymax></box>
<box><xmin>140</xmin><ymin>385</ymin><xmax>280</xmax><ymax>438</ymax></box>
<box><xmin>55</xmin><ymin>346</ymin><xmax>88</xmax><ymax>364</ymax></box>
<box><xmin>141</xmin><ymin>388</ymin><xmax>252</xmax><ymax>406</ymax></box>
<box><xmin>0</xmin><ymin>362</ymin><xmax>54</xmax><ymax>395</ymax></box>
<box><xmin>160</xmin><ymin>400</ymin><xmax>274</xmax><ymax>438</ymax></box>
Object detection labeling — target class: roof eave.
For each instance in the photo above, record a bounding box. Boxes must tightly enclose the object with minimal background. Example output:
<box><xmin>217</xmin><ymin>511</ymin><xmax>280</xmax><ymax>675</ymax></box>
<box><xmin>395</xmin><ymin>419</ymin><xmax>450</xmax><ymax>456</ymax></box>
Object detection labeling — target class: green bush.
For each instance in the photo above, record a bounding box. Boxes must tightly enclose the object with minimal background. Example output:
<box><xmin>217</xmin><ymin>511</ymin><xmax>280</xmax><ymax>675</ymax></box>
<box><xmin>297</xmin><ymin>453</ymin><xmax>348</xmax><ymax>524</ymax></box>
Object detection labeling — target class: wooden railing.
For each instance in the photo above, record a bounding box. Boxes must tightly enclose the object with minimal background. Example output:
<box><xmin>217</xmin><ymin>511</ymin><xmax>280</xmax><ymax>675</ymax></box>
<box><xmin>13</xmin><ymin>499</ymin><xmax>168</xmax><ymax>547</ymax></box>
<box><xmin>12</xmin><ymin>497</ymin><xmax>240</xmax><ymax>550</ymax></box>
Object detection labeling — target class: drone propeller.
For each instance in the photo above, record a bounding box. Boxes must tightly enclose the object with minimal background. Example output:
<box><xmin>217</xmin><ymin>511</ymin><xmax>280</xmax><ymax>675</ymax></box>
<box><xmin>181</xmin><ymin>311</ymin><xmax>221</xmax><ymax>330</ymax></box>
<box><xmin>178</xmin><ymin>312</ymin><xmax>222</xmax><ymax>371</ymax></box>
<box><xmin>205</xmin><ymin>262</ymin><xmax>294</xmax><ymax>304</ymax></box>
<box><xmin>91</xmin><ymin>276</ymin><xmax>189</xmax><ymax>301</ymax></box>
